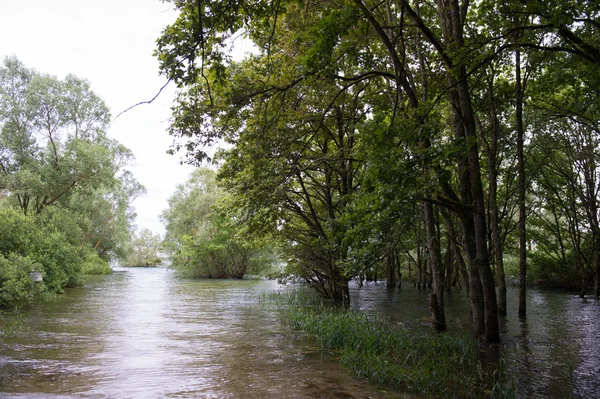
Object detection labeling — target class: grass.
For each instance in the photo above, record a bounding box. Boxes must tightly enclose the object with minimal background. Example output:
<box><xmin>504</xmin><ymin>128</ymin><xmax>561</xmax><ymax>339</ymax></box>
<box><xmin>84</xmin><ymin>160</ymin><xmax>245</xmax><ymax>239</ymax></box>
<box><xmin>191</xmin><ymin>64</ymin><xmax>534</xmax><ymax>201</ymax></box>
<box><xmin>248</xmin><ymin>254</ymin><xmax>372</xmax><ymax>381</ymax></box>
<box><xmin>261</xmin><ymin>289</ymin><xmax>514</xmax><ymax>399</ymax></box>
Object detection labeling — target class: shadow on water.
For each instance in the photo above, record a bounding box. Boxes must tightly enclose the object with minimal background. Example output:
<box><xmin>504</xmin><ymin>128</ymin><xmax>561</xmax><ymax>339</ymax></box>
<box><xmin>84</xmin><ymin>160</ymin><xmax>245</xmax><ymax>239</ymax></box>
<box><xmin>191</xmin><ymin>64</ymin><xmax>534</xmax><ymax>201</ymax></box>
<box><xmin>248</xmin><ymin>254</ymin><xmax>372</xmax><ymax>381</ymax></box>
<box><xmin>347</xmin><ymin>281</ymin><xmax>600</xmax><ymax>398</ymax></box>
<box><xmin>0</xmin><ymin>268</ymin><xmax>413</xmax><ymax>399</ymax></box>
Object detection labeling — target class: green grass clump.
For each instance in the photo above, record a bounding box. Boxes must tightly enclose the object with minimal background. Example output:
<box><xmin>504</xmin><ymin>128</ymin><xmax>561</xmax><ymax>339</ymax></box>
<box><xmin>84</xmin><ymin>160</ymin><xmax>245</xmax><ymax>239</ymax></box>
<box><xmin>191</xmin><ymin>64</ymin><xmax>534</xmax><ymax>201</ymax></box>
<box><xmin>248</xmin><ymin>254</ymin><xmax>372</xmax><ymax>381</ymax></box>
<box><xmin>81</xmin><ymin>254</ymin><xmax>113</xmax><ymax>275</ymax></box>
<box><xmin>264</xmin><ymin>290</ymin><xmax>513</xmax><ymax>399</ymax></box>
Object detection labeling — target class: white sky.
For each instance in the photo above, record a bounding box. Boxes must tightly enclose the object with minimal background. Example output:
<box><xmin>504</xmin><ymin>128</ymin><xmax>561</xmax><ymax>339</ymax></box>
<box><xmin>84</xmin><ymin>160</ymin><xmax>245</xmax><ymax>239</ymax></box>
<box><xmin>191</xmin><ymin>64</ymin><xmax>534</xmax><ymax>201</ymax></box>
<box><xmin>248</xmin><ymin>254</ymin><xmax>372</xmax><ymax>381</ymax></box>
<box><xmin>0</xmin><ymin>0</ymin><xmax>197</xmax><ymax>235</ymax></box>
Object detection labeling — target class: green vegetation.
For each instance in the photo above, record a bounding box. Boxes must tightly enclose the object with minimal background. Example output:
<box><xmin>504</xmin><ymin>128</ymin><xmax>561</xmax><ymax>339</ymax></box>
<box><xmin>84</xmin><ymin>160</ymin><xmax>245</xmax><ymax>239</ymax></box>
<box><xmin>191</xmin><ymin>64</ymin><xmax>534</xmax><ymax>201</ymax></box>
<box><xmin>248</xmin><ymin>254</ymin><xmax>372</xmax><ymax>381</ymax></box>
<box><xmin>162</xmin><ymin>168</ymin><xmax>279</xmax><ymax>278</ymax></box>
<box><xmin>0</xmin><ymin>56</ymin><xmax>145</xmax><ymax>307</ymax></box>
<box><xmin>121</xmin><ymin>229</ymin><xmax>163</xmax><ymax>267</ymax></box>
<box><xmin>156</xmin><ymin>0</ymin><xmax>600</xmax><ymax>344</ymax></box>
<box><xmin>263</xmin><ymin>290</ymin><xmax>513</xmax><ymax>398</ymax></box>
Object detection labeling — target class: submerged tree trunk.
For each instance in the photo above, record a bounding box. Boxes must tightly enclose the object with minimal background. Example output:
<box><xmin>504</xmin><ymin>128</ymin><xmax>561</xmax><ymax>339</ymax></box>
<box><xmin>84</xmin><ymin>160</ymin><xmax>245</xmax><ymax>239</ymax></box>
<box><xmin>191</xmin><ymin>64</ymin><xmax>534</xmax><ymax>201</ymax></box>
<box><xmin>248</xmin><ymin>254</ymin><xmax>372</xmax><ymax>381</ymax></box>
<box><xmin>424</xmin><ymin>201</ymin><xmax>446</xmax><ymax>332</ymax></box>
<box><xmin>435</xmin><ymin>0</ymin><xmax>499</xmax><ymax>343</ymax></box>
<box><xmin>386</xmin><ymin>250</ymin><xmax>397</xmax><ymax>288</ymax></box>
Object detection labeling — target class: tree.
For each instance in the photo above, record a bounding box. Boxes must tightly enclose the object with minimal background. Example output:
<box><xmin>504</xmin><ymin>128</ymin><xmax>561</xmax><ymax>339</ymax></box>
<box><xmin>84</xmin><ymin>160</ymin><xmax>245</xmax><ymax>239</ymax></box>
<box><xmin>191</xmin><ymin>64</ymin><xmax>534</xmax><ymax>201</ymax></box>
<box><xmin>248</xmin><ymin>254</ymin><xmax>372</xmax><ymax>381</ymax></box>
<box><xmin>122</xmin><ymin>229</ymin><xmax>163</xmax><ymax>267</ymax></box>
<box><xmin>70</xmin><ymin>169</ymin><xmax>146</xmax><ymax>261</ymax></box>
<box><xmin>0</xmin><ymin>56</ymin><xmax>143</xmax><ymax>263</ymax></box>
<box><xmin>162</xmin><ymin>168</ymin><xmax>274</xmax><ymax>279</ymax></box>
<box><xmin>155</xmin><ymin>0</ymin><xmax>499</xmax><ymax>337</ymax></box>
<box><xmin>155</xmin><ymin>0</ymin><xmax>599</xmax><ymax>342</ymax></box>
<box><xmin>0</xmin><ymin>57</ymin><xmax>146</xmax><ymax>306</ymax></box>
<box><xmin>0</xmin><ymin>56</ymin><xmax>117</xmax><ymax>215</ymax></box>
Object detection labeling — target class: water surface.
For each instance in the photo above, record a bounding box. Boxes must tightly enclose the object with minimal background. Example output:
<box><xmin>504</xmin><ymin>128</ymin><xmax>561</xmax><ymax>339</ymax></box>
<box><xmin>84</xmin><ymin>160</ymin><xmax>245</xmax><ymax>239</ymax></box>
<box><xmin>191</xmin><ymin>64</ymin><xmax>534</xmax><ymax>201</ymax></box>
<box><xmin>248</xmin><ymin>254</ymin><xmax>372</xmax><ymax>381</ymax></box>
<box><xmin>0</xmin><ymin>268</ymin><xmax>411</xmax><ymax>398</ymax></box>
<box><xmin>350</xmin><ymin>280</ymin><xmax>600</xmax><ymax>398</ymax></box>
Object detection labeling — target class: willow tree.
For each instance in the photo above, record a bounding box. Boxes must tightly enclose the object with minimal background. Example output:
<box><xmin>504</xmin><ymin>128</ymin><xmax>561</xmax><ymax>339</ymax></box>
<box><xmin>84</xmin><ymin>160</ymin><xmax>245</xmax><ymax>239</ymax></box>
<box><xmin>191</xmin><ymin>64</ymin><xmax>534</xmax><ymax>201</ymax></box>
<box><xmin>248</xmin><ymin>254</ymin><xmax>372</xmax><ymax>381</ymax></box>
<box><xmin>0</xmin><ymin>56</ymin><xmax>143</xmax><ymax>263</ymax></box>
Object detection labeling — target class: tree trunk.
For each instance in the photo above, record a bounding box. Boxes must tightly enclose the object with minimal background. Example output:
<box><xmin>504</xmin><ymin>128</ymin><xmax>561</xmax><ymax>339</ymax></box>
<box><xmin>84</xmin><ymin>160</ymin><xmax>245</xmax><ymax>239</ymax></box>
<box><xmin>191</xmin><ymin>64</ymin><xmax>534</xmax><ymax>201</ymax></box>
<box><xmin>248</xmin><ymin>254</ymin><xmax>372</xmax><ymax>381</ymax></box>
<box><xmin>484</xmin><ymin>71</ymin><xmax>507</xmax><ymax>316</ymax></box>
<box><xmin>386</xmin><ymin>250</ymin><xmax>397</xmax><ymax>288</ymax></box>
<box><xmin>396</xmin><ymin>249</ymin><xmax>402</xmax><ymax>289</ymax></box>
<box><xmin>516</xmin><ymin>48</ymin><xmax>527</xmax><ymax>319</ymax></box>
<box><xmin>444</xmin><ymin>235</ymin><xmax>453</xmax><ymax>293</ymax></box>
<box><xmin>417</xmin><ymin>246</ymin><xmax>423</xmax><ymax>290</ymax></box>
<box><xmin>436</xmin><ymin>0</ymin><xmax>499</xmax><ymax>343</ymax></box>
<box><xmin>429</xmin><ymin>293</ymin><xmax>445</xmax><ymax>333</ymax></box>
<box><xmin>442</xmin><ymin>209</ymin><xmax>470</xmax><ymax>301</ymax></box>
<box><xmin>424</xmin><ymin>201</ymin><xmax>446</xmax><ymax>332</ymax></box>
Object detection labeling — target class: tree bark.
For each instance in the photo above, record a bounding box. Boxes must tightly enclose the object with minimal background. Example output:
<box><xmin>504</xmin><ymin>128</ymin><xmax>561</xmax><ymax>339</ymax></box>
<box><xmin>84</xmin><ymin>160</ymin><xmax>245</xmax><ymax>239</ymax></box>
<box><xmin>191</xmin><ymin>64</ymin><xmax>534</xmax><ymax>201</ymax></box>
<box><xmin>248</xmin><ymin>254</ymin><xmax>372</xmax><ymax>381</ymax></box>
<box><xmin>435</xmin><ymin>0</ymin><xmax>499</xmax><ymax>343</ymax></box>
<box><xmin>425</xmin><ymin>201</ymin><xmax>446</xmax><ymax>331</ymax></box>
<box><xmin>429</xmin><ymin>293</ymin><xmax>445</xmax><ymax>333</ymax></box>
<box><xmin>484</xmin><ymin>72</ymin><xmax>507</xmax><ymax>316</ymax></box>
<box><xmin>516</xmin><ymin>48</ymin><xmax>527</xmax><ymax>319</ymax></box>
<box><xmin>386</xmin><ymin>250</ymin><xmax>397</xmax><ymax>288</ymax></box>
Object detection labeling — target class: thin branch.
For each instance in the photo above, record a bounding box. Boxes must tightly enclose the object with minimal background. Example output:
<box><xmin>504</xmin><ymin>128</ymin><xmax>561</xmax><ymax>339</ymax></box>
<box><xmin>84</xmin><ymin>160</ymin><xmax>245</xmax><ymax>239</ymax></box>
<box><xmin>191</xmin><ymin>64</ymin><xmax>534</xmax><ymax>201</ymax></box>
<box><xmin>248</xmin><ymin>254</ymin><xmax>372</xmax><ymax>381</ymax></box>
<box><xmin>113</xmin><ymin>78</ymin><xmax>172</xmax><ymax>120</ymax></box>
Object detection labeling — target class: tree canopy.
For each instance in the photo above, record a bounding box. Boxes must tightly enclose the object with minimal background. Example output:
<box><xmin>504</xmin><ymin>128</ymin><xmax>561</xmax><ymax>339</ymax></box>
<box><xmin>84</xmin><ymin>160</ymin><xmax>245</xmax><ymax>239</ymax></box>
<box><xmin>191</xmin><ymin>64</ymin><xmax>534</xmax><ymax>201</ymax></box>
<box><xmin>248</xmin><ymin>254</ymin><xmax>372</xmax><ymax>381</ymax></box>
<box><xmin>155</xmin><ymin>0</ymin><xmax>600</xmax><ymax>343</ymax></box>
<box><xmin>0</xmin><ymin>56</ymin><xmax>145</xmax><ymax>306</ymax></box>
<box><xmin>162</xmin><ymin>168</ymin><xmax>278</xmax><ymax>278</ymax></box>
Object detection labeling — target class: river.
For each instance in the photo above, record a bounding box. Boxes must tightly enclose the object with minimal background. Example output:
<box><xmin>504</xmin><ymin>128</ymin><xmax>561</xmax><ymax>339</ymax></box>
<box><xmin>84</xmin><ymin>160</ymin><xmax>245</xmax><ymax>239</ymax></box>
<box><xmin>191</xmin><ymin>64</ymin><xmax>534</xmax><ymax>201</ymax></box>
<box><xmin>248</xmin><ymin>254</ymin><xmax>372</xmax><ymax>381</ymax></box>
<box><xmin>0</xmin><ymin>267</ymin><xmax>599</xmax><ymax>398</ymax></box>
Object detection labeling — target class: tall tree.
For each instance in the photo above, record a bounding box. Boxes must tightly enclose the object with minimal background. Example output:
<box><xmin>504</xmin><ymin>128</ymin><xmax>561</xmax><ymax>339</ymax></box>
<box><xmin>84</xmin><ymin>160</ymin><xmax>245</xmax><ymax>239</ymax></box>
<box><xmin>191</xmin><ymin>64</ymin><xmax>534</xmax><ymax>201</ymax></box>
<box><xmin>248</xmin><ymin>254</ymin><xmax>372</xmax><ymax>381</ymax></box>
<box><xmin>0</xmin><ymin>56</ymin><xmax>116</xmax><ymax>215</ymax></box>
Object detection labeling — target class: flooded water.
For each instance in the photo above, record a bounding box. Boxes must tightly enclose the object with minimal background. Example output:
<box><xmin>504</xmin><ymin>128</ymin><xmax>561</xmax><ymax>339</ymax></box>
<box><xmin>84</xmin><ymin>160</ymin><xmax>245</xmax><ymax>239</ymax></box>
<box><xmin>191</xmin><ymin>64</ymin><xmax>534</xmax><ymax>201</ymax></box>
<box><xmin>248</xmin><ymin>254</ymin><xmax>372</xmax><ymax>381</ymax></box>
<box><xmin>350</xmin><ymin>281</ymin><xmax>600</xmax><ymax>399</ymax></box>
<box><xmin>1</xmin><ymin>269</ymin><xmax>599</xmax><ymax>398</ymax></box>
<box><xmin>0</xmin><ymin>268</ymin><xmax>411</xmax><ymax>399</ymax></box>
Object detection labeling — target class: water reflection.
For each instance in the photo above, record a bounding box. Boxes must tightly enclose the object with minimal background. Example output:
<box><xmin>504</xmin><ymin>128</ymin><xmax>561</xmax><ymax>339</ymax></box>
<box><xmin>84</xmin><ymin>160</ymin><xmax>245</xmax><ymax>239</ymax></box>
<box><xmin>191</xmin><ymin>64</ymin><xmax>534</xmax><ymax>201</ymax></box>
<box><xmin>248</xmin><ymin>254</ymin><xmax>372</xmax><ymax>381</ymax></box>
<box><xmin>348</xmin><ymin>281</ymin><xmax>600</xmax><ymax>398</ymax></box>
<box><xmin>0</xmin><ymin>269</ymin><xmax>411</xmax><ymax>399</ymax></box>
<box><xmin>1</xmin><ymin>269</ymin><xmax>598</xmax><ymax>398</ymax></box>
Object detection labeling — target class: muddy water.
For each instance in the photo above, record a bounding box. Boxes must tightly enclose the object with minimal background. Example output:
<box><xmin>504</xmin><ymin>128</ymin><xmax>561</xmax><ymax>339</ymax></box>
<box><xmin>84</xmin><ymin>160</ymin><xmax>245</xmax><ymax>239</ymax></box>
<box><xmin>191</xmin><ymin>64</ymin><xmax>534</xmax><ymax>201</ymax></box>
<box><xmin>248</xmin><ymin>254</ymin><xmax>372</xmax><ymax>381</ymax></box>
<box><xmin>0</xmin><ymin>268</ymin><xmax>411</xmax><ymax>399</ymax></box>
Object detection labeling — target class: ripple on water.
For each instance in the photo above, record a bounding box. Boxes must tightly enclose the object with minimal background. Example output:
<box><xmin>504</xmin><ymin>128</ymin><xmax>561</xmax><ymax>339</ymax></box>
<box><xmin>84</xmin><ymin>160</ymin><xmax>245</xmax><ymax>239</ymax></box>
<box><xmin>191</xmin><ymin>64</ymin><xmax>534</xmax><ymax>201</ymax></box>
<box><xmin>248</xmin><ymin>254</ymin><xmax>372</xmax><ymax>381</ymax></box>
<box><xmin>0</xmin><ymin>269</ymin><xmax>412</xmax><ymax>399</ymax></box>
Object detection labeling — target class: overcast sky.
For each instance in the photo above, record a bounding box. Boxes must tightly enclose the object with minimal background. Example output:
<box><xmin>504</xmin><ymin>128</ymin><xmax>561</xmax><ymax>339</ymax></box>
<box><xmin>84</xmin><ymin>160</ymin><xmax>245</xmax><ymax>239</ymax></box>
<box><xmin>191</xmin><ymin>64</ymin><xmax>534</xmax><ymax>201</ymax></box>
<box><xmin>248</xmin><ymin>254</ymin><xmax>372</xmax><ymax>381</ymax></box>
<box><xmin>0</xmin><ymin>0</ymin><xmax>199</xmax><ymax>235</ymax></box>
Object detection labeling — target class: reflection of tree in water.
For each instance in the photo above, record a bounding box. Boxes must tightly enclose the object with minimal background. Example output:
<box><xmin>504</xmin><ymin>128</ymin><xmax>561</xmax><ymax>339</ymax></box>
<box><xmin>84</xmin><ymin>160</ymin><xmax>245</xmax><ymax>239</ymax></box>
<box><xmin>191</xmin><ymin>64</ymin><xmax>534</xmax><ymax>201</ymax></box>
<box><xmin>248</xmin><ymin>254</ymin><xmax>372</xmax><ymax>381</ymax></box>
<box><xmin>507</xmin><ymin>291</ymin><xmax>584</xmax><ymax>398</ymax></box>
<box><xmin>573</xmin><ymin>299</ymin><xmax>600</xmax><ymax>397</ymax></box>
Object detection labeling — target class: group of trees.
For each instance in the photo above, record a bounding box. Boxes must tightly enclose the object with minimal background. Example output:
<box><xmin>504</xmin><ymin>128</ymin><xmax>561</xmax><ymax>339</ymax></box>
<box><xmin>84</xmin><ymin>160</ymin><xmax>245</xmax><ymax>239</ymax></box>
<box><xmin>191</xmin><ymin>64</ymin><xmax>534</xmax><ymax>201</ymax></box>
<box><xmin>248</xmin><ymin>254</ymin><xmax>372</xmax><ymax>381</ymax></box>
<box><xmin>0</xmin><ymin>56</ymin><xmax>145</xmax><ymax>306</ymax></box>
<box><xmin>121</xmin><ymin>229</ymin><xmax>164</xmax><ymax>267</ymax></box>
<box><xmin>161</xmin><ymin>168</ymin><xmax>278</xmax><ymax>278</ymax></box>
<box><xmin>154</xmin><ymin>0</ymin><xmax>600</xmax><ymax>343</ymax></box>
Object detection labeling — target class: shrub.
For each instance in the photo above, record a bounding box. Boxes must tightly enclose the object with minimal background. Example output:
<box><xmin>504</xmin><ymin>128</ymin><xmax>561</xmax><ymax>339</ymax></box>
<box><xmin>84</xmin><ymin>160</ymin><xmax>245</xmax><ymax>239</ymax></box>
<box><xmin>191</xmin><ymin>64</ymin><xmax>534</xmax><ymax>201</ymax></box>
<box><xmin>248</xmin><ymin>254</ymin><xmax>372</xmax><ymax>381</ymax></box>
<box><xmin>0</xmin><ymin>253</ymin><xmax>44</xmax><ymax>306</ymax></box>
<box><xmin>0</xmin><ymin>207</ymin><xmax>90</xmax><ymax>305</ymax></box>
<box><xmin>81</xmin><ymin>253</ymin><xmax>113</xmax><ymax>275</ymax></box>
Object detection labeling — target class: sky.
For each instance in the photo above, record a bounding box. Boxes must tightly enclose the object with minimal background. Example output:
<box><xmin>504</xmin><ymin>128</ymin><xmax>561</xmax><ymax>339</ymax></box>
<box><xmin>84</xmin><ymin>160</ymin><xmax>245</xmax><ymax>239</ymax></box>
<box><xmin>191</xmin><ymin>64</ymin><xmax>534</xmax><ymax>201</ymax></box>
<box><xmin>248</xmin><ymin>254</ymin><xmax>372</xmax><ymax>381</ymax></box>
<box><xmin>0</xmin><ymin>0</ymin><xmax>198</xmax><ymax>235</ymax></box>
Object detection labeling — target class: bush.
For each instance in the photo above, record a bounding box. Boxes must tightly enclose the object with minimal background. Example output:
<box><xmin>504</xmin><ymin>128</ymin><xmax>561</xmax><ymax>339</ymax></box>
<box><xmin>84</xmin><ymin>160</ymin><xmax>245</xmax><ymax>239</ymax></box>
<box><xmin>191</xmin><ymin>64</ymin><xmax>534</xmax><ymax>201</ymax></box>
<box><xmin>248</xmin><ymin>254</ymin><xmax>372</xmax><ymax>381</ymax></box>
<box><xmin>121</xmin><ymin>228</ymin><xmax>163</xmax><ymax>267</ymax></box>
<box><xmin>81</xmin><ymin>253</ymin><xmax>113</xmax><ymax>275</ymax></box>
<box><xmin>527</xmin><ymin>250</ymin><xmax>581</xmax><ymax>288</ymax></box>
<box><xmin>0</xmin><ymin>253</ymin><xmax>44</xmax><ymax>306</ymax></box>
<box><xmin>0</xmin><ymin>207</ymin><xmax>91</xmax><ymax>306</ymax></box>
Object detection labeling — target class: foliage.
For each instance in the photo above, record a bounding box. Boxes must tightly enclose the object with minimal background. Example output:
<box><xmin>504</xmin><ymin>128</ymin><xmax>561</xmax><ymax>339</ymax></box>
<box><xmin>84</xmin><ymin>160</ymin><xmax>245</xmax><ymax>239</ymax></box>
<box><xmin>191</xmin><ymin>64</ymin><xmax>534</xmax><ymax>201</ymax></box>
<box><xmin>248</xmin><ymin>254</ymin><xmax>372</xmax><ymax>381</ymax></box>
<box><xmin>0</xmin><ymin>56</ymin><xmax>112</xmax><ymax>215</ymax></box>
<box><xmin>0</xmin><ymin>57</ymin><xmax>146</xmax><ymax>306</ymax></box>
<box><xmin>262</xmin><ymin>290</ymin><xmax>513</xmax><ymax>398</ymax></box>
<box><xmin>122</xmin><ymin>229</ymin><xmax>163</xmax><ymax>267</ymax></box>
<box><xmin>0</xmin><ymin>56</ymin><xmax>143</xmax><ymax>263</ymax></box>
<box><xmin>0</xmin><ymin>253</ymin><xmax>43</xmax><ymax>306</ymax></box>
<box><xmin>162</xmin><ymin>168</ymin><xmax>277</xmax><ymax>278</ymax></box>
<box><xmin>0</xmin><ymin>207</ymin><xmax>108</xmax><ymax>306</ymax></box>
<box><xmin>155</xmin><ymin>0</ymin><xmax>600</xmax><ymax>340</ymax></box>
<box><xmin>81</xmin><ymin>253</ymin><xmax>113</xmax><ymax>275</ymax></box>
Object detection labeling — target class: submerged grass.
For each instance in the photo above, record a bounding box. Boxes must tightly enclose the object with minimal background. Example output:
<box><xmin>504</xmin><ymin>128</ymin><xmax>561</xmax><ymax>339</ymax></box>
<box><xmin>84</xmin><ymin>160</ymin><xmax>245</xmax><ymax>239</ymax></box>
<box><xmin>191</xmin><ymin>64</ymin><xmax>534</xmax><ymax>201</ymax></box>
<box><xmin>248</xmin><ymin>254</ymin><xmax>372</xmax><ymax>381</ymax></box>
<box><xmin>261</xmin><ymin>289</ymin><xmax>514</xmax><ymax>399</ymax></box>
<box><xmin>0</xmin><ymin>308</ymin><xmax>25</xmax><ymax>338</ymax></box>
